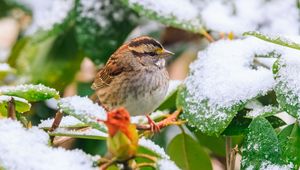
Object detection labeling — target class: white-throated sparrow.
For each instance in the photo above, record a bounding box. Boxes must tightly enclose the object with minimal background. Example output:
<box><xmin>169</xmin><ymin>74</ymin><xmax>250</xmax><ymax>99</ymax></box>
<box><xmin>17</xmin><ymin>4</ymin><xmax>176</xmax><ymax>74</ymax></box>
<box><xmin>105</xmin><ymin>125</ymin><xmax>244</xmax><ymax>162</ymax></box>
<box><xmin>92</xmin><ymin>36</ymin><xmax>173</xmax><ymax>122</ymax></box>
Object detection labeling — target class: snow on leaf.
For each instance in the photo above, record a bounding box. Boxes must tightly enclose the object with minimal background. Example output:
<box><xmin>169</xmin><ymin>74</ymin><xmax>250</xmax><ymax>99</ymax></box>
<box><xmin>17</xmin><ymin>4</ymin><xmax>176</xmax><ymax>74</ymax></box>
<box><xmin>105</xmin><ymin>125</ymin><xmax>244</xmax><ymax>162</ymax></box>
<box><xmin>49</xmin><ymin>127</ymin><xmax>107</xmax><ymax>140</ymax></box>
<box><xmin>15</xmin><ymin>0</ymin><xmax>74</xmax><ymax>35</ymax></box>
<box><xmin>138</xmin><ymin>137</ymin><xmax>169</xmax><ymax>159</ymax></box>
<box><xmin>244</xmin><ymin>31</ymin><xmax>300</xmax><ymax>51</ymax></box>
<box><xmin>0</xmin><ymin>95</ymin><xmax>31</xmax><ymax>115</ymax></box>
<box><xmin>241</xmin><ymin>117</ymin><xmax>287</xmax><ymax>169</ymax></box>
<box><xmin>202</xmin><ymin>0</ymin><xmax>299</xmax><ymax>35</ymax></box>
<box><xmin>122</xmin><ymin>0</ymin><xmax>204</xmax><ymax>34</ymax></box>
<box><xmin>58</xmin><ymin>96</ymin><xmax>107</xmax><ymax>132</ymax></box>
<box><xmin>245</xmin><ymin>105</ymin><xmax>280</xmax><ymax>118</ymax></box>
<box><xmin>273</xmin><ymin>55</ymin><xmax>300</xmax><ymax>119</ymax></box>
<box><xmin>38</xmin><ymin>116</ymin><xmax>86</xmax><ymax>129</ymax></box>
<box><xmin>179</xmin><ymin>38</ymin><xmax>276</xmax><ymax>136</ymax></box>
<box><xmin>76</xmin><ymin>0</ymin><xmax>138</xmax><ymax>64</ymax></box>
<box><xmin>0</xmin><ymin>84</ymin><xmax>60</xmax><ymax>102</ymax></box>
<box><xmin>157</xmin><ymin>159</ymin><xmax>180</xmax><ymax>170</ymax></box>
<box><xmin>0</xmin><ymin>119</ymin><xmax>97</xmax><ymax>170</ymax></box>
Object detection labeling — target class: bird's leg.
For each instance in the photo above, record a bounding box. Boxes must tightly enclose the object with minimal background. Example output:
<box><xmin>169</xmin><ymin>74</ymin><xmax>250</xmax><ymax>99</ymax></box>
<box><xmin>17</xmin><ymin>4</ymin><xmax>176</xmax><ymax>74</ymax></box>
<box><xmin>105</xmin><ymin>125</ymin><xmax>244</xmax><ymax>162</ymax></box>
<box><xmin>146</xmin><ymin>114</ymin><xmax>160</xmax><ymax>133</ymax></box>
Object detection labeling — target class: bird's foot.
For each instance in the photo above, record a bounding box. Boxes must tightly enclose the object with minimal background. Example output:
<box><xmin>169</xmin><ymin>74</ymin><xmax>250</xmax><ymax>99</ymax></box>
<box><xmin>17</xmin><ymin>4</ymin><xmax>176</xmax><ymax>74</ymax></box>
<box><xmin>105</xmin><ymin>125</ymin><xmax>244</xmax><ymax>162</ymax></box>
<box><xmin>146</xmin><ymin>115</ymin><xmax>160</xmax><ymax>133</ymax></box>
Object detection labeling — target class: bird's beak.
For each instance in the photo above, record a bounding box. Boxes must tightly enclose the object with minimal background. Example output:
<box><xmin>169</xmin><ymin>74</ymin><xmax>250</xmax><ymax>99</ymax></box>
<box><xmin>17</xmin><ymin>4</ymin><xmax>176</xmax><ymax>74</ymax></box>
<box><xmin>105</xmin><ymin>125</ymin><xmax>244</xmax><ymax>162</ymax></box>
<box><xmin>160</xmin><ymin>49</ymin><xmax>174</xmax><ymax>58</ymax></box>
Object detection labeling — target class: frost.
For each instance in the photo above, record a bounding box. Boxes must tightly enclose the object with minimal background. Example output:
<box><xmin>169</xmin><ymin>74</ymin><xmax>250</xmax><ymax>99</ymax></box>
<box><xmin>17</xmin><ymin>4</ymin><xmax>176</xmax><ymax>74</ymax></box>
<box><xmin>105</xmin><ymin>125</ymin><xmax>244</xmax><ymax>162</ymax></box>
<box><xmin>38</xmin><ymin>116</ymin><xmax>85</xmax><ymax>129</ymax></box>
<box><xmin>15</xmin><ymin>0</ymin><xmax>74</xmax><ymax>34</ymax></box>
<box><xmin>260</xmin><ymin>161</ymin><xmax>293</xmax><ymax>170</ymax></box>
<box><xmin>201</xmin><ymin>0</ymin><xmax>299</xmax><ymax>35</ymax></box>
<box><xmin>157</xmin><ymin>159</ymin><xmax>180</xmax><ymax>170</ymax></box>
<box><xmin>0</xmin><ymin>119</ymin><xmax>97</xmax><ymax>170</ymax></box>
<box><xmin>139</xmin><ymin>137</ymin><xmax>169</xmax><ymax>159</ymax></box>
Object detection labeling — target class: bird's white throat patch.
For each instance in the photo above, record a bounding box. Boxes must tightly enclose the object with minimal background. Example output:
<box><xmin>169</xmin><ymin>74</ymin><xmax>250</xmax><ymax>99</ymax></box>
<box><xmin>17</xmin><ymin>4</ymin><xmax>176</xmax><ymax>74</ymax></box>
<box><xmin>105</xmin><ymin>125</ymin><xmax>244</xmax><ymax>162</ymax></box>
<box><xmin>155</xmin><ymin>59</ymin><xmax>165</xmax><ymax>68</ymax></box>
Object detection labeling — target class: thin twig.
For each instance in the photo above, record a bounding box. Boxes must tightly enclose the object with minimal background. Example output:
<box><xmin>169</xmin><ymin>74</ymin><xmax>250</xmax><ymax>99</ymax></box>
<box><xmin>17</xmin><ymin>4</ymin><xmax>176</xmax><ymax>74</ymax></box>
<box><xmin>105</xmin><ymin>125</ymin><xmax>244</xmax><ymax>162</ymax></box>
<box><xmin>8</xmin><ymin>97</ymin><xmax>16</xmax><ymax>120</ymax></box>
<box><xmin>229</xmin><ymin>145</ymin><xmax>239</xmax><ymax>170</ymax></box>
<box><xmin>135</xmin><ymin>162</ymin><xmax>156</xmax><ymax>168</ymax></box>
<box><xmin>225</xmin><ymin>137</ymin><xmax>232</xmax><ymax>170</ymax></box>
<box><xmin>49</xmin><ymin>111</ymin><xmax>64</xmax><ymax>132</ymax></box>
<box><xmin>99</xmin><ymin>157</ymin><xmax>117</xmax><ymax>170</ymax></box>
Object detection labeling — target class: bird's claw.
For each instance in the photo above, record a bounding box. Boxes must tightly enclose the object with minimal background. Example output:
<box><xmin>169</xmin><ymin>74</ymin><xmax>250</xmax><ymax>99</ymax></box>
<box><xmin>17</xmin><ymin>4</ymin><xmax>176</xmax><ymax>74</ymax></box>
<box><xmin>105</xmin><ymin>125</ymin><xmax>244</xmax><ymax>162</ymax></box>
<box><xmin>146</xmin><ymin>115</ymin><xmax>160</xmax><ymax>133</ymax></box>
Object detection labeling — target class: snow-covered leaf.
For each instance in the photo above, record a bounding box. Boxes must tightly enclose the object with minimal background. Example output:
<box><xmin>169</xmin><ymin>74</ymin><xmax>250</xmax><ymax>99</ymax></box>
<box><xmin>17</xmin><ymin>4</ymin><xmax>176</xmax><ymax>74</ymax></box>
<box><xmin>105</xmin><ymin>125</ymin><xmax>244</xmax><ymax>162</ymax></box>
<box><xmin>241</xmin><ymin>117</ymin><xmax>289</xmax><ymax>169</ymax></box>
<box><xmin>0</xmin><ymin>84</ymin><xmax>59</xmax><ymax>102</ymax></box>
<box><xmin>156</xmin><ymin>159</ymin><xmax>180</xmax><ymax>170</ymax></box>
<box><xmin>0</xmin><ymin>95</ymin><xmax>31</xmax><ymax>115</ymax></box>
<box><xmin>38</xmin><ymin>116</ymin><xmax>86</xmax><ymax>129</ymax></box>
<box><xmin>245</xmin><ymin>105</ymin><xmax>280</xmax><ymax>118</ymax></box>
<box><xmin>178</xmin><ymin>38</ymin><xmax>275</xmax><ymax>136</ymax></box>
<box><xmin>167</xmin><ymin>133</ymin><xmax>212</xmax><ymax>170</ymax></box>
<box><xmin>273</xmin><ymin>56</ymin><xmax>300</xmax><ymax>119</ymax></box>
<box><xmin>58</xmin><ymin>96</ymin><xmax>107</xmax><ymax>132</ymax></box>
<box><xmin>244</xmin><ymin>31</ymin><xmax>300</xmax><ymax>51</ymax></box>
<box><xmin>0</xmin><ymin>119</ymin><xmax>97</xmax><ymax>170</ymax></box>
<box><xmin>49</xmin><ymin>127</ymin><xmax>107</xmax><ymax>140</ymax></box>
<box><xmin>121</xmin><ymin>0</ymin><xmax>204</xmax><ymax>34</ymax></box>
<box><xmin>278</xmin><ymin>123</ymin><xmax>300</xmax><ymax>169</ymax></box>
<box><xmin>75</xmin><ymin>0</ymin><xmax>138</xmax><ymax>64</ymax></box>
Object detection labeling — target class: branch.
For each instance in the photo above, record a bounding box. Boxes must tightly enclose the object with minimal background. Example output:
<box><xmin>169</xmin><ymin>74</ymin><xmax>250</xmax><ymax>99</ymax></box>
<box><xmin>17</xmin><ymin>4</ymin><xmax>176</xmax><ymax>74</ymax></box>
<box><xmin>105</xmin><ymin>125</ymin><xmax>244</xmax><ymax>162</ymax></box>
<box><xmin>229</xmin><ymin>145</ymin><xmax>238</xmax><ymax>170</ymax></box>
<box><xmin>8</xmin><ymin>97</ymin><xmax>16</xmax><ymax>120</ymax></box>
<box><xmin>225</xmin><ymin>137</ymin><xmax>232</xmax><ymax>170</ymax></box>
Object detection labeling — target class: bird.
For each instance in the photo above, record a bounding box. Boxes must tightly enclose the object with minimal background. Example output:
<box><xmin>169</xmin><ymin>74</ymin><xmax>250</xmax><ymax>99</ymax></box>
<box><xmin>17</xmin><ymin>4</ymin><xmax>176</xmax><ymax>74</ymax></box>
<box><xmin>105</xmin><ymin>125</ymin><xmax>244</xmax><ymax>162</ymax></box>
<box><xmin>92</xmin><ymin>36</ymin><xmax>174</xmax><ymax>131</ymax></box>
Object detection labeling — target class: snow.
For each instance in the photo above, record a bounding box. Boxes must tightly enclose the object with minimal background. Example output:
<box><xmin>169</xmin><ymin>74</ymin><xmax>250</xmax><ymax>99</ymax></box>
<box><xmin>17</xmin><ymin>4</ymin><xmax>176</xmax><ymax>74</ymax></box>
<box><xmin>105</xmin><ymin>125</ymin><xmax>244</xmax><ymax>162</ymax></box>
<box><xmin>38</xmin><ymin>116</ymin><xmax>85</xmax><ymax>129</ymax></box>
<box><xmin>15</xmin><ymin>0</ymin><xmax>74</xmax><ymax>35</ymax></box>
<box><xmin>0</xmin><ymin>63</ymin><xmax>13</xmax><ymax>72</ymax></box>
<box><xmin>246</xmin><ymin>105</ymin><xmax>275</xmax><ymax>118</ymax></box>
<box><xmin>138</xmin><ymin>137</ymin><xmax>169</xmax><ymax>159</ymax></box>
<box><xmin>260</xmin><ymin>161</ymin><xmax>293</xmax><ymax>170</ymax></box>
<box><xmin>58</xmin><ymin>96</ymin><xmax>107</xmax><ymax>121</ymax></box>
<box><xmin>0</xmin><ymin>119</ymin><xmax>97</xmax><ymax>170</ymax></box>
<box><xmin>185</xmin><ymin>38</ymin><xmax>276</xmax><ymax>109</ymax></box>
<box><xmin>166</xmin><ymin>80</ymin><xmax>182</xmax><ymax>98</ymax></box>
<box><xmin>0</xmin><ymin>84</ymin><xmax>59</xmax><ymax>97</ymax></box>
<box><xmin>157</xmin><ymin>159</ymin><xmax>180</xmax><ymax>170</ymax></box>
<box><xmin>201</xmin><ymin>0</ymin><xmax>299</xmax><ymax>35</ymax></box>
<box><xmin>131</xmin><ymin>110</ymin><xmax>168</xmax><ymax>124</ymax></box>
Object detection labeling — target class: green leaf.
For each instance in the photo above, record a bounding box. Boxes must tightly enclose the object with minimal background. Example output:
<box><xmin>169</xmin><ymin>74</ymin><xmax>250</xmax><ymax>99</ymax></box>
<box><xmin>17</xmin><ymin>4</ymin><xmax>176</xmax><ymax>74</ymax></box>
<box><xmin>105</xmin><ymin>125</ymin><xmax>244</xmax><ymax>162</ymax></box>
<box><xmin>0</xmin><ymin>95</ymin><xmax>31</xmax><ymax>116</ymax></box>
<box><xmin>167</xmin><ymin>133</ymin><xmax>212</xmax><ymax>170</ymax></box>
<box><xmin>241</xmin><ymin>117</ymin><xmax>283</xmax><ymax>169</ymax></box>
<box><xmin>278</xmin><ymin>123</ymin><xmax>300</xmax><ymax>169</ymax></box>
<box><xmin>48</xmin><ymin>127</ymin><xmax>107</xmax><ymax>140</ymax></box>
<box><xmin>273</xmin><ymin>57</ymin><xmax>300</xmax><ymax>119</ymax></box>
<box><xmin>9</xmin><ymin>28</ymin><xmax>84</xmax><ymax>92</ymax></box>
<box><xmin>121</xmin><ymin>0</ymin><xmax>204</xmax><ymax>34</ymax></box>
<box><xmin>57</xmin><ymin>96</ymin><xmax>107</xmax><ymax>132</ymax></box>
<box><xmin>0</xmin><ymin>84</ymin><xmax>59</xmax><ymax>102</ymax></box>
<box><xmin>244</xmin><ymin>31</ymin><xmax>300</xmax><ymax>51</ymax></box>
<box><xmin>75</xmin><ymin>0</ymin><xmax>138</xmax><ymax>64</ymax></box>
<box><xmin>177</xmin><ymin>87</ymin><xmax>242</xmax><ymax>136</ymax></box>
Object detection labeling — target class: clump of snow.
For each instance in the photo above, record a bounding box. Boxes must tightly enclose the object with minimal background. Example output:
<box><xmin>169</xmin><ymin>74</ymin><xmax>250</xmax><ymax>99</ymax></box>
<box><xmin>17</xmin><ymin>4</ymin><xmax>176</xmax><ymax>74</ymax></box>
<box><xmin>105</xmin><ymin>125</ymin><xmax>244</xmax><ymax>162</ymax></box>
<box><xmin>138</xmin><ymin>137</ymin><xmax>169</xmax><ymax>159</ymax></box>
<box><xmin>0</xmin><ymin>119</ymin><xmax>97</xmax><ymax>170</ymax></box>
<box><xmin>186</xmin><ymin>38</ymin><xmax>276</xmax><ymax>109</ymax></box>
<box><xmin>15</xmin><ymin>0</ymin><xmax>74</xmax><ymax>35</ymax></box>
<box><xmin>131</xmin><ymin>110</ymin><xmax>168</xmax><ymax>124</ymax></box>
<box><xmin>38</xmin><ymin>116</ymin><xmax>85</xmax><ymax>129</ymax></box>
<box><xmin>58</xmin><ymin>96</ymin><xmax>107</xmax><ymax>121</ymax></box>
<box><xmin>260</xmin><ymin>161</ymin><xmax>293</xmax><ymax>170</ymax></box>
<box><xmin>201</xmin><ymin>0</ymin><xmax>299</xmax><ymax>35</ymax></box>
<box><xmin>157</xmin><ymin>159</ymin><xmax>180</xmax><ymax>170</ymax></box>
<box><xmin>127</xmin><ymin>0</ymin><xmax>201</xmax><ymax>30</ymax></box>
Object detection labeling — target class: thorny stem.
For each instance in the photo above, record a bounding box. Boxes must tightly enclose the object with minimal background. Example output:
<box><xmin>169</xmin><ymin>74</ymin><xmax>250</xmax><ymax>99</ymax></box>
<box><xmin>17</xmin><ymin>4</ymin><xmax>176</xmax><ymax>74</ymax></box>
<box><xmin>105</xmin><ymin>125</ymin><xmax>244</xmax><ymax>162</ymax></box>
<box><xmin>225</xmin><ymin>137</ymin><xmax>232</xmax><ymax>170</ymax></box>
<box><xmin>229</xmin><ymin>145</ymin><xmax>239</xmax><ymax>170</ymax></box>
<box><xmin>8</xmin><ymin>97</ymin><xmax>16</xmax><ymax>120</ymax></box>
